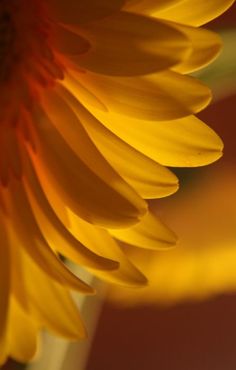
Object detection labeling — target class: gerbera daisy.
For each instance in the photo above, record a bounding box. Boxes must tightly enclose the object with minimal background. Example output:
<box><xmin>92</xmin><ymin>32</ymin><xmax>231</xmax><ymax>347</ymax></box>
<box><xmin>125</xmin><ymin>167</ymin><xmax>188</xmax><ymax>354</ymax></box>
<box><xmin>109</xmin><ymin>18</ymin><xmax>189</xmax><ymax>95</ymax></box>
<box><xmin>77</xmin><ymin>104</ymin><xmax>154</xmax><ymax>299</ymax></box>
<box><xmin>0</xmin><ymin>0</ymin><xmax>233</xmax><ymax>364</ymax></box>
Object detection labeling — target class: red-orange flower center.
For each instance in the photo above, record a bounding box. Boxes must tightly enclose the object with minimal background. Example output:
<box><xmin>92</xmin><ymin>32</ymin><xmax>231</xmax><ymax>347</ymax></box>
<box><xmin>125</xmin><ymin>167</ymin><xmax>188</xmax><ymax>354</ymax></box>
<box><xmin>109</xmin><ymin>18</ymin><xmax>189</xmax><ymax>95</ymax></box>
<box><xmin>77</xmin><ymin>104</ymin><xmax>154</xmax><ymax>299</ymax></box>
<box><xmin>0</xmin><ymin>0</ymin><xmax>63</xmax><ymax>125</ymax></box>
<box><xmin>0</xmin><ymin>1</ymin><xmax>66</xmax><ymax>185</ymax></box>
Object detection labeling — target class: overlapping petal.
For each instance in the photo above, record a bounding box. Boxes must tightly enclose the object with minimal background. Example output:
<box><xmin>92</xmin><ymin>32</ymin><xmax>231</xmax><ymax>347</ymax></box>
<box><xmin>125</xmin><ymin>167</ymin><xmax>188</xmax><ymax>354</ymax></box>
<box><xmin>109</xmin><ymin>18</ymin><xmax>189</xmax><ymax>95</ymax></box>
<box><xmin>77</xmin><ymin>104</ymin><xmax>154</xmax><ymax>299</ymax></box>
<box><xmin>154</xmin><ymin>0</ymin><xmax>235</xmax><ymax>26</ymax></box>
<box><xmin>89</xmin><ymin>111</ymin><xmax>223</xmax><ymax>167</ymax></box>
<box><xmin>68</xmin><ymin>211</ymin><xmax>148</xmax><ymax>287</ymax></box>
<box><xmin>110</xmin><ymin>211</ymin><xmax>177</xmax><ymax>250</ymax></box>
<box><xmin>33</xmin><ymin>89</ymin><xmax>147</xmax><ymax>228</ymax></box>
<box><xmin>65</xmin><ymin>69</ymin><xmax>211</xmax><ymax>120</ymax></box>
<box><xmin>59</xmin><ymin>83</ymin><xmax>179</xmax><ymax>199</ymax></box>
<box><xmin>47</xmin><ymin>0</ymin><xmax>126</xmax><ymax>24</ymax></box>
<box><xmin>66</xmin><ymin>11</ymin><xmax>190</xmax><ymax>76</ymax></box>
<box><xmin>0</xmin><ymin>0</ymin><xmax>232</xmax><ymax>364</ymax></box>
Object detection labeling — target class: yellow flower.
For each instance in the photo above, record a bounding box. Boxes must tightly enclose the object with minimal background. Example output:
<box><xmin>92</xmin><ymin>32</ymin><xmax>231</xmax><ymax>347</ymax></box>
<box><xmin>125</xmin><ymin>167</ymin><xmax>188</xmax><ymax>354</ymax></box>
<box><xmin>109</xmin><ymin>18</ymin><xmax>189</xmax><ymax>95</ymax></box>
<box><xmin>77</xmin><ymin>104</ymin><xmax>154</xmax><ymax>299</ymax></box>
<box><xmin>0</xmin><ymin>0</ymin><xmax>232</xmax><ymax>364</ymax></box>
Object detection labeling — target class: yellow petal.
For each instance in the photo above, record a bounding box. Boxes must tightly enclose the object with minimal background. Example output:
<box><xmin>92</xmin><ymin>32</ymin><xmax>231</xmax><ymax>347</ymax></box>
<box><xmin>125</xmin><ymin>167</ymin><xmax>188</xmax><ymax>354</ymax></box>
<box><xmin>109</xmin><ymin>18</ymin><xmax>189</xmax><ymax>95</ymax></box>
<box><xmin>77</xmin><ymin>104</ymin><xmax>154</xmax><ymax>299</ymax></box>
<box><xmin>68</xmin><ymin>11</ymin><xmax>190</xmax><ymax>75</ymax></box>
<box><xmin>21</xmin><ymin>251</ymin><xmax>86</xmax><ymax>339</ymax></box>
<box><xmin>172</xmin><ymin>23</ymin><xmax>222</xmax><ymax>73</ymax></box>
<box><xmin>61</xmin><ymin>89</ymin><xmax>178</xmax><ymax>199</ymax></box>
<box><xmin>110</xmin><ymin>211</ymin><xmax>177</xmax><ymax>250</ymax></box>
<box><xmin>8</xmin><ymin>297</ymin><xmax>38</xmax><ymax>363</ymax></box>
<box><xmin>155</xmin><ymin>0</ymin><xmax>235</xmax><ymax>26</ymax></box>
<box><xmin>68</xmin><ymin>211</ymin><xmax>148</xmax><ymax>287</ymax></box>
<box><xmin>93</xmin><ymin>111</ymin><xmax>223</xmax><ymax>167</ymax></box>
<box><xmin>21</xmin><ymin>149</ymin><xmax>119</xmax><ymax>271</ymax></box>
<box><xmin>34</xmin><ymin>88</ymin><xmax>146</xmax><ymax>228</ymax></box>
<box><xmin>67</xmin><ymin>69</ymin><xmax>211</xmax><ymax>120</ymax></box>
<box><xmin>5</xmin><ymin>181</ymin><xmax>93</xmax><ymax>294</ymax></box>
<box><xmin>47</xmin><ymin>0</ymin><xmax>125</xmax><ymax>24</ymax></box>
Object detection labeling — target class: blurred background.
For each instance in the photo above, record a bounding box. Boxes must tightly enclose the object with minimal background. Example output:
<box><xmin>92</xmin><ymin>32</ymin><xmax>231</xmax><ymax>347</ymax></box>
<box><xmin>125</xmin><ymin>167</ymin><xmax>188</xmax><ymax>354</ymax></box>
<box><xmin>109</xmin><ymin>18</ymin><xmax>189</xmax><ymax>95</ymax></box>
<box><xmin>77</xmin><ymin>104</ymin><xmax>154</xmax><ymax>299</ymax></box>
<box><xmin>3</xmin><ymin>3</ymin><xmax>236</xmax><ymax>370</ymax></box>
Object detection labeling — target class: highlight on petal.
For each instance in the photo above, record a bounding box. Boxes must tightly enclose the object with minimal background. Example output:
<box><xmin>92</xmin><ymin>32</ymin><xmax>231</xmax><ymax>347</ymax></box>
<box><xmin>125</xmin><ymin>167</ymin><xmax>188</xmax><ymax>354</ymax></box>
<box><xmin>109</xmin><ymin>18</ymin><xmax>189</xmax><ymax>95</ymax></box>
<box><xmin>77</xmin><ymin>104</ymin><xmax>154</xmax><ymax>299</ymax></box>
<box><xmin>171</xmin><ymin>23</ymin><xmax>222</xmax><ymax>73</ymax></box>
<box><xmin>154</xmin><ymin>0</ymin><xmax>235</xmax><ymax>26</ymax></box>
<box><xmin>21</xmin><ymin>148</ymin><xmax>120</xmax><ymax>271</ymax></box>
<box><xmin>20</xmin><ymin>250</ymin><xmax>87</xmax><ymax>339</ymax></box>
<box><xmin>5</xmin><ymin>180</ymin><xmax>93</xmax><ymax>294</ymax></box>
<box><xmin>92</xmin><ymin>111</ymin><xmax>223</xmax><ymax>167</ymax></box>
<box><xmin>66</xmin><ymin>69</ymin><xmax>212</xmax><ymax>120</ymax></box>
<box><xmin>8</xmin><ymin>298</ymin><xmax>38</xmax><ymax>363</ymax></box>
<box><xmin>59</xmin><ymin>83</ymin><xmax>179</xmax><ymax>199</ymax></box>
<box><xmin>26</xmin><ymin>99</ymin><xmax>147</xmax><ymax>229</ymax></box>
<box><xmin>68</xmin><ymin>211</ymin><xmax>148</xmax><ymax>288</ymax></box>
<box><xmin>110</xmin><ymin>211</ymin><xmax>177</xmax><ymax>250</ymax></box>
<box><xmin>67</xmin><ymin>11</ymin><xmax>190</xmax><ymax>76</ymax></box>
<box><xmin>0</xmin><ymin>0</ymin><xmax>232</xmax><ymax>363</ymax></box>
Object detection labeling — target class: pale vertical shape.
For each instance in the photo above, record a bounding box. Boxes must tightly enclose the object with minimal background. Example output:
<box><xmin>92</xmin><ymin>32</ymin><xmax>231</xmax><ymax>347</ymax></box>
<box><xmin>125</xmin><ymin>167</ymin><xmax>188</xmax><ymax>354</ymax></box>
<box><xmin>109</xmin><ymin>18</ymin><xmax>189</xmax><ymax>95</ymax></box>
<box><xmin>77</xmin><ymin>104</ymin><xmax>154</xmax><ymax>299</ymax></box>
<box><xmin>27</xmin><ymin>267</ymin><xmax>105</xmax><ymax>370</ymax></box>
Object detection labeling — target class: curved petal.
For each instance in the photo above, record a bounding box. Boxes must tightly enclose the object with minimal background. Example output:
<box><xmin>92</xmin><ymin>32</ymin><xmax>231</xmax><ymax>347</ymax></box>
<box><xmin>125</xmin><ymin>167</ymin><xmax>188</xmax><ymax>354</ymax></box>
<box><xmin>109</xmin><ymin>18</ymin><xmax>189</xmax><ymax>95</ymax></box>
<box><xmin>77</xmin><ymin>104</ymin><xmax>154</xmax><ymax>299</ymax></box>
<box><xmin>91</xmin><ymin>111</ymin><xmax>223</xmax><ymax>167</ymax></box>
<box><xmin>68</xmin><ymin>11</ymin><xmax>190</xmax><ymax>76</ymax></box>
<box><xmin>20</xmin><ymin>251</ymin><xmax>86</xmax><ymax>339</ymax></box>
<box><xmin>171</xmin><ymin>23</ymin><xmax>222</xmax><ymax>73</ymax></box>
<box><xmin>66</xmin><ymin>69</ymin><xmax>211</xmax><ymax>120</ymax></box>
<box><xmin>68</xmin><ymin>211</ymin><xmax>148</xmax><ymax>288</ymax></box>
<box><xmin>60</xmin><ymin>87</ymin><xmax>178</xmax><ymax>199</ymax></box>
<box><xmin>110</xmin><ymin>211</ymin><xmax>177</xmax><ymax>250</ymax></box>
<box><xmin>5</xmin><ymin>181</ymin><xmax>93</xmax><ymax>294</ymax></box>
<box><xmin>155</xmin><ymin>0</ymin><xmax>235</xmax><ymax>26</ymax></box>
<box><xmin>47</xmin><ymin>0</ymin><xmax>125</xmax><ymax>24</ymax></box>
<box><xmin>10</xmin><ymin>239</ymin><xmax>85</xmax><ymax>340</ymax></box>
<box><xmin>52</xmin><ymin>24</ymin><xmax>91</xmax><ymax>56</ymax></box>
<box><xmin>8</xmin><ymin>298</ymin><xmax>38</xmax><ymax>363</ymax></box>
<box><xmin>21</xmin><ymin>148</ymin><xmax>119</xmax><ymax>271</ymax></box>
<box><xmin>34</xmin><ymin>88</ymin><xmax>146</xmax><ymax>228</ymax></box>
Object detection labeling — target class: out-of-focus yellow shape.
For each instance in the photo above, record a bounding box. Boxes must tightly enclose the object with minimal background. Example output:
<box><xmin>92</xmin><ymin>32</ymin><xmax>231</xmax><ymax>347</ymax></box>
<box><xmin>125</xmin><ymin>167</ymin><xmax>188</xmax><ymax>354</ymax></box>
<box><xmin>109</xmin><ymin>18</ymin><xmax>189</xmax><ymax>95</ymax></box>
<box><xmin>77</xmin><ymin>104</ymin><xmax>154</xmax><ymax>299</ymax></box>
<box><xmin>109</xmin><ymin>166</ymin><xmax>236</xmax><ymax>305</ymax></box>
<box><xmin>0</xmin><ymin>0</ymin><xmax>232</xmax><ymax>364</ymax></box>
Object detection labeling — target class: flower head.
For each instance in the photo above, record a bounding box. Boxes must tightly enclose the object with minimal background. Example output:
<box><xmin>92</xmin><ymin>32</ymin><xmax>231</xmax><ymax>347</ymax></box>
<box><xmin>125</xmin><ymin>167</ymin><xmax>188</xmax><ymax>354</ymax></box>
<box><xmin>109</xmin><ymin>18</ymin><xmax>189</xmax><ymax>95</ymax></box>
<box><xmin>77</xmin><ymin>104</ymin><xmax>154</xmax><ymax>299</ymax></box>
<box><xmin>0</xmin><ymin>0</ymin><xmax>232</xmax><ymax>364</ymax></box>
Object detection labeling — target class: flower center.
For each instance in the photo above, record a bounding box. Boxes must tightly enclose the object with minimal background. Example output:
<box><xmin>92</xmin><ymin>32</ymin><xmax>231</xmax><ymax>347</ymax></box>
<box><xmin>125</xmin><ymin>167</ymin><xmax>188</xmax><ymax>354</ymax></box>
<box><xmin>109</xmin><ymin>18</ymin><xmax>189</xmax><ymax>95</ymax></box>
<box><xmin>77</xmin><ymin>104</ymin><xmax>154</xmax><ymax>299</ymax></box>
<box><xmin>0</xmin><ymin>0</ymin><xmax>64</xmax><ymax>184</ymax></box>
<box><xmin>0</xmin><ymin>1</ymin><xmax>64</xmax><ymax>123</ymax></box>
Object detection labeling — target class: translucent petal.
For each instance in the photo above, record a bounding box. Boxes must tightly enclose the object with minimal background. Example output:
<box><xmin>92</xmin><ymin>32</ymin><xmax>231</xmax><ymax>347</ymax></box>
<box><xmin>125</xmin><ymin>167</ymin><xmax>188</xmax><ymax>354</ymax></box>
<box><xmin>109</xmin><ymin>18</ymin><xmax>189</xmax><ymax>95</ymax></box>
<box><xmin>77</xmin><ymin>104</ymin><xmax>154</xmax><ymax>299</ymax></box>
<box><xmin>35</xmin><ymin>88</ymin><xmax>146</xmax><ymax>228</ymax></box>
<box><xmin>68</xmin><ymin>11</ymin><xmax>190</xmax><ymax>76</ymax></box>
<box><xmin>8</xmin><ymin>297</ymin><xmax>38</xmax><ymax>363</ymax></box>
<box><xmin>68</xmin><ymin>211</ymin><xmax>148</xmax><ymax>287</ymax></box>
<box><xmin>66</xmin><ymin>69</ymin><xmax>211</xmax><ymax>120</ymax></box>
<box><xmin>60</xmin><ymin>87</ymin><xmax>178</xmax><ymax>199</ymax></box>
<box><xmin>92</xmin><ymin>111</ymin><xmax>223</xmax><ymax>167</ymax></box>
<box><xmin>172</xmin><ymin>23</ymin><xmax>222</xmax><ymax>73</ymax></box>
<box><xmin>155</xmin><ymin>0</ymin><xmax>235</xmax><ymax>26</ymax></box>
<box><xmin>21</xmin><ymin>149</ymin><xmax>119</xmax><ymax>271</ymax></box>
<box><xmin>110</xmin><ymin>211</ymin><xmax>177</xmax><ymax>250</ymax></box>
<box><xmin>20</xmin><ymin>251</ymin><xmax>86</xmax><ymax>339</ymax></box>
<box><xmin>5</xmin><ymin>181</ymin><xmax>93</xmax><ymax>294</ymax></box>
